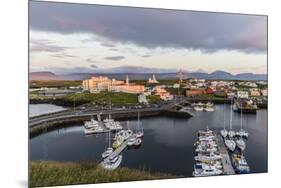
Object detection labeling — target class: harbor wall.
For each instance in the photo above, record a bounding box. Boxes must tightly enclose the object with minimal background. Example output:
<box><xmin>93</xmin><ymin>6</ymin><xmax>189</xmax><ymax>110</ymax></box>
<box><xmin>29</xmin><ymin>109</ymin><xmax>192</xmax><ymax>138</ymax></box>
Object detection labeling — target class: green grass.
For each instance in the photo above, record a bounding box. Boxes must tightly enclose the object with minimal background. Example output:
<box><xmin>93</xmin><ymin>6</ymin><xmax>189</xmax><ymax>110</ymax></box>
<box><xmin>29</xmin><ymin>161</ymin><xmax>173</xmax><ymax>187</ymax></box>
<box><xmin>147</xmin><ymin>95</ymin><xmax>161</xmax><ymax>103</ymax></box>
<box><xmin>30</xmin><ymin>80</ymin><xmax>82</xmax><ymax>88</ymax></box>
<box><xmin>30</xmin><ymin>91</ymin><xmax>139</xmax><ymax>106</ymax></box>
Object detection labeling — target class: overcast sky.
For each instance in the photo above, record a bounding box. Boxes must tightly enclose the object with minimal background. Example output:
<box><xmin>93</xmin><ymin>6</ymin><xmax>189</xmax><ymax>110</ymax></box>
<box><xmin>29</xmin><ymin>1</ymin><xmax>267</xmax><ymax>74</ymax></box>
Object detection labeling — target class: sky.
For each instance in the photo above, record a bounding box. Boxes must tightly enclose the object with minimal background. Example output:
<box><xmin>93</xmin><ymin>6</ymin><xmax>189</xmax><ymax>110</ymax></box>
<box><xmin>29</xmin><ymin>1</ymin><xmax>267</xmax><ymax>75</ymax></box>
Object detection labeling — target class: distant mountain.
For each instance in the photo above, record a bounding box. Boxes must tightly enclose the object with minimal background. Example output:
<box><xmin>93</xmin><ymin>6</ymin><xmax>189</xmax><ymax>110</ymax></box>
<box><xmin>30</xmin><ymin>72</ymin><xmax>61</xmax><ymax>80</ymax></box>
<box><xmin>30</xmin><ymin>70</ymin><xmax>267</xmax><ymax>81</ymax></box>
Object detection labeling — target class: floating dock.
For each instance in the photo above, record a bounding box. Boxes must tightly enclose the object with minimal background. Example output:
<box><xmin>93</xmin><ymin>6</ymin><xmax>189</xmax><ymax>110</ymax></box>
<box><xmin>99</xmin><ymin>135</ymin><xmax>134</xmax><ymax>166</ymax></box>
<box><xmin>216</xmin><ymin>133</ymin><xmax>235</xmax><ymax>175</ymax></box>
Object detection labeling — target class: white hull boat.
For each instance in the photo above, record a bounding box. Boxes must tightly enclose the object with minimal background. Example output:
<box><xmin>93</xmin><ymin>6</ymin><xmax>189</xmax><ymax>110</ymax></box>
<box><xmin>193</xmin><ymin>165</ymin><xmax>222</xmax><ymax>177</ymax></box>
<box><xmin>220</xmin><ymin>129</ymin><xmax>228</xmax><ymax>138</ymax></box>
<box><xmin>225</xmin><ymin>139</ymin><xmax>236</xmax><ymax>152</ymax></box>
<box><xmin>228</xmin><ymin>130</ymin><xmax>236</xmax><ymax>138</ymax></box>
<box><xmin>204</xmin><ymin>107</ymin><xmax>214</xmax><ymax>112</ymax></box>
<box><xmin>101</xmin><ymin>155</ymin><xmax>122</xmax><ymax>170</ymax></box>
<box><xmin>102</xmin><ymin>147</ymin><xmax>114</xmax><ymax>159</ymax></box>
<box><xmin>194</xmin><ymin>153</ymin><xmax>222</xmax><ymax>161</ymax></box>
<box><xmin>194</xmin><ymin>106</ymin><xmax>204</xmax><ymax>111</ymax></box>
<box><xmin>236</xmin><ymin>138</ymin><xmax>246</xmax><ymax>151</ymax></box>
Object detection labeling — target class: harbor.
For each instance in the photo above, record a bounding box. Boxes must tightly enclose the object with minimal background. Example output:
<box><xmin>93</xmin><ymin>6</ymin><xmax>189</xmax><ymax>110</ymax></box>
<box><xmin>30</xmin><ymin>103</ymin><xmax>267</xmax><ymax>176</ymax></box>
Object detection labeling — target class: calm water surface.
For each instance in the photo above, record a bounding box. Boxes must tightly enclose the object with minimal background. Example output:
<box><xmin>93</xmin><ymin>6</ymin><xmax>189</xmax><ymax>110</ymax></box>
<box><xmin>29</xmin><ymin>104</ymin><xmax>66</xmax><ymax>117</ymax></box>
<box><xmin>30</xmin><ymin>104</ymin><xmax>267</xmax><ymax>177</ymax></box>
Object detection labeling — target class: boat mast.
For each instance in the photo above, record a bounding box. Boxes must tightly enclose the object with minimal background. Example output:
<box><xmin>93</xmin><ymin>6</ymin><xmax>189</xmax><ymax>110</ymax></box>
<box><xmin>230</xmin><ymin>98</ymin><xmax>233</xmax><ymax>130</ymax></box>
<box><xmin>223</xmin><ymin>103</ymin><xmax>226</xmax><ymax>130</ymax></box>
<box><xmin>240</xmin><ymin>100</ymin><xmax>243</xmax><ymax>131</ymax></box>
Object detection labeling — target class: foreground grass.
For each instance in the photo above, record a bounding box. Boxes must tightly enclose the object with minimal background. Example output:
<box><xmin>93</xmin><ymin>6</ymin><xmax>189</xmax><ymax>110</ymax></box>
<box><xmin>30</xmin><ymin>161</ymin><xmax>173</xmax><ymax>187</ymax></box>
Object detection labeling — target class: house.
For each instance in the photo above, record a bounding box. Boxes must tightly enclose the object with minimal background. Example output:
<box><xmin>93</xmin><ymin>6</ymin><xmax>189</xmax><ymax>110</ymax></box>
<box><xmin>250</xmin><ymin>88</ymin><xmax>261</xmax><ymax>97</ymax></box>
<box><xmin>214</xmin><ymin>90</ymin><xmax>227</xmax><ymax>98</ymax></box>
<box><xmin>227</xmin><ymin>92</ymin><xmax>236</xmax><ymax>99</ymax></box>
<box><xmin>138</xmin><ymin>93</ymin><xmax>148</xmax><ymax>104</ymax></box>
<box><xmin>206</xmin><ymin>87</ymin><xmax>215</xmax><ymax>94</ymax></box>
<box><xmin>186</xmin><ymin>88</ymin><xmax>206</xmax><ymax>97</ymax></box>
<box><xmin>237</xmin><ymin>91</ymin><xmax>249</xmax><ymax>99</ymax></box>
<box><xmin>261</xmin><ymin>89</ymin><xmax>268</xmax><ymax>96</ymax></box>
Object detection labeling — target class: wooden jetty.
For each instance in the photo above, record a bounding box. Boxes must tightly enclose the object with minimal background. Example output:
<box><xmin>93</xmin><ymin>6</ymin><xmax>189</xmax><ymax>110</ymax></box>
<box><xmin>216</xmin><ymin>134</ymin><xmax>235</xmax><ymax>175</ymax></box>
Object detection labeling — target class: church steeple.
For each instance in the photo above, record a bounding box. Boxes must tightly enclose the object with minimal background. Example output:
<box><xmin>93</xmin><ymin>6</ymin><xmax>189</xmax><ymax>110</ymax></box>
<box><xmin>126</xmin><ymin>75</ymin><xmax>129</xmax><ymax>85</ymax></box>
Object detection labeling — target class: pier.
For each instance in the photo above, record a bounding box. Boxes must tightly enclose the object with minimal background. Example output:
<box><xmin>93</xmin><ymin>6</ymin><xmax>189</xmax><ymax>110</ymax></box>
<box><xmin>99</xmin><ymin>135</ymin><xmax>134</xmax><ymax>166</ymax></box>
<box><xmin>216</xmin><ymin>133</ymin><xmax>235</xmax><ymax>175</ymax></box>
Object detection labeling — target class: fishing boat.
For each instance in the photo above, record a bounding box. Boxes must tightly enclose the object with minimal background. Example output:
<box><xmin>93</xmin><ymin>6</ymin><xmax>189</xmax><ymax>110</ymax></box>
<box><xmin>102</xmin><ymin>131</ymin><xmax>114</xmax><ymax>159</ymax></box>
<box><xmin>220</xmin><ymin>103</ymin><xmax>228</xmax><ymax>138</ymax></box>
<box><xmin>101</xmin><ymin>155</ymin><xmax>123</xmax><ymax>170</ymax></box>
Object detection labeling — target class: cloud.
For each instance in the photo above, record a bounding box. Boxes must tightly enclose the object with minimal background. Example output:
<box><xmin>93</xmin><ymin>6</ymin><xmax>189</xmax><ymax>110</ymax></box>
<box><xmin>51</xmin><ymin>53</ymin><xmax>77</xmax><ymax>58</ymax></box>
<box><xmin>104</xmin><ymin>56</ymin><xmax>125</xmax><ymax>61</ymax></box>
<box><xmin>29</xmin><ymin>1</ymin><xmax>267</xmax><ymax>53</ymax></box>
<box><xmin>141</xmin><ymin>54</ymin><xmax>152</xmax><ymax>58</ymax></box>
<box><xmin>100</xmin><ymin>42</ymin><xmax>116</xmax><ymax>48</ymax></box>
<box><xmin>90</xmin><ymin>64</ymin><xmax>98</xmax><ymax>68</ymax></box>
<box><xmin>30</xmin><ymin>39</ymin><xmax>71</xmax><ymax>53</ymax></box>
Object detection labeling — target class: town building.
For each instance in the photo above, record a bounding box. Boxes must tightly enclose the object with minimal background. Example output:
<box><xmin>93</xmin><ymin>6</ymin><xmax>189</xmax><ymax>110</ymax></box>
<box><xmin>138</xmin><ymin>93</ymin><xmax>148</xmax><ymax>104</ymax></box>
<box><xmin>250</xmin><ymin>88</ymin><xmax>261</xmax><ymax>97</ymax></box>
<box><xmin>261</xmin><ymin>89</ymin><xmax>268</xmax><ymax>96</ymax></box>
<box><xmin>83</xmin><ymin>75</ymin><xmax>144</xmax><ymax>94</ymax></box>
<box><xmin>147</xmin><ymin>74</ymin><xmax>159</xmax><ymax>83</ymax></box>
<box><xmin>186</xmin><ymin>88</ymin><xmax>206</xmax><ymax>97</ymax></box>
<box><xmin>206</xmin><ymin>87</ymin><xmax>215</xmax><ymax>94</ymax></box>
<box><xmin>237</xmin><ymin>90</ymin><xmax>249</xmax><ymax>99</ymax></box>
<box><xmin>154</xmin><ymin>86</ymin><xmax>173</xmax><ymax>100</ymax></box>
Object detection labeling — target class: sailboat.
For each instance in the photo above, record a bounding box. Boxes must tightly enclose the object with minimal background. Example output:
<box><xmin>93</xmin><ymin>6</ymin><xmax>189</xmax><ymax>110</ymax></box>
<box><xmin>236</xmin><ymin>101</ymin><xmax>249</xmax><ymax>138</ymax></box>
<box><xmin>220</xmin><ymin>103</ymin><xmax>228</xmax><ymax>138</ymax></box>
<box><xmin>135</xmin><ymin>111</ymin><xmax>144</xmax><ymax>139</ymax></box>
<box><xmin>236</xmin><ymin>101</ymin><xmax>246</xmax><ymax>151</ymax></box>
<box><xmin>225</xmin><ymin>99</ymin><xmax>236</xmax><ymax>152</ymax></box>
<box><xmin>101</xmin><ymin>154</ymin><xmax>123</xmax><ymax>170</ymax></box>
<box><xmin>102</xmin><ymin>131</ymin><xmax>114</xmax><ymax>159</ymax></box>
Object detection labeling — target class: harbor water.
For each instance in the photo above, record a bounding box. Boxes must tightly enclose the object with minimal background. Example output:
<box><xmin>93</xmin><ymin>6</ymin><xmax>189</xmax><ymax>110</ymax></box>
<box><xmin>29</xmin><ymin>104</ymin><xmax>267</xmax><ymax>177</ymax></box>
<box><xmin>29</xmin><ymin>104</ymin><xmax>66</xmax><ymax>117</ymax></box>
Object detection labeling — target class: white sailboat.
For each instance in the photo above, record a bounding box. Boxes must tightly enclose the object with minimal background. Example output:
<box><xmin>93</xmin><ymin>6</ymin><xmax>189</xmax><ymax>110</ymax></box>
<box><xmin>236</xmin><ymin>101</ymin><xmax>249</xmax><ymax>138</ymax></box>
<box><xmin>102</xmin><ymin>131</ymin><xmax>114</xmax><ymax>159</ymax></box>
<box><xmin>101</xmin><ymin>155</ymin><xmax>123</xmax><ymax>170</ymax></box>
<box><xmin>225</xmin><ymin>99</ymin><xmax>236</xmax><ymax>151</ymax></box>
<box><xmin>220</xmin><ymin>103</ymin><xmax>228</xmax><ymax>138</ymax></box>
<box><xmin>135</xmin><ymin>111</ymin><xmax>144</xmax><ymax>139</ymax></box>
<box><xmin>236</xmin><ymin>103</ymin><xmax>246</xmax><ymax>151</ymax></box>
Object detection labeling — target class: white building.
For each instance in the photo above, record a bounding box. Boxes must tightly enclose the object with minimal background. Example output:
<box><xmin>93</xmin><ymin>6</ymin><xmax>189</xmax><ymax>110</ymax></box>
<box><xmin>147</xmin><ymin>74</ymin><xmax>159</xmax><ymax>83</ymax></box>
<box><xmin>237</xmin><ymin>91</ymin><xmax>249</xmax><ymax>99</ymax></box>
<box><xmin>138</xmin><ymin>93</ymin><xmax>148</xmax><ymax>104</ymax></box>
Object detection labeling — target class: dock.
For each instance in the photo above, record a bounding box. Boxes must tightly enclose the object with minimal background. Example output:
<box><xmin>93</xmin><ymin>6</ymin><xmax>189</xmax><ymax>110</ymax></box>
<box><xmin>99</xmin><ymin>135</ymin><xmax>134</xmax><ymax>166</ymax></box>
<box><xmin>216</xmin><ymin>134</ymin><xmax>235</xmax><ymax>175</ymax></box>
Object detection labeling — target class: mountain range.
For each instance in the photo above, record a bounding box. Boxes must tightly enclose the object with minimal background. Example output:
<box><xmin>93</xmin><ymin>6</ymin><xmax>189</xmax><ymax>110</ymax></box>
<box><xmin>30</xmin><ymin>70</ymin><xmax>267</xmax><ymax>81</ymax></box>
